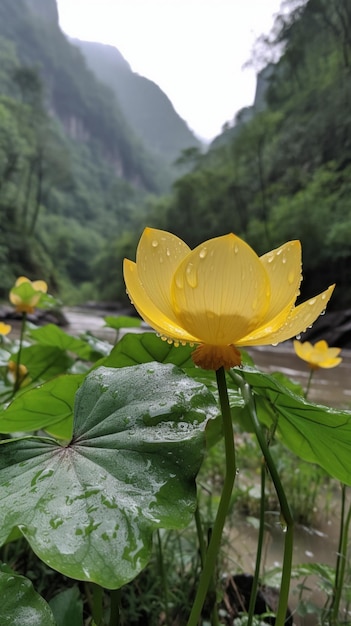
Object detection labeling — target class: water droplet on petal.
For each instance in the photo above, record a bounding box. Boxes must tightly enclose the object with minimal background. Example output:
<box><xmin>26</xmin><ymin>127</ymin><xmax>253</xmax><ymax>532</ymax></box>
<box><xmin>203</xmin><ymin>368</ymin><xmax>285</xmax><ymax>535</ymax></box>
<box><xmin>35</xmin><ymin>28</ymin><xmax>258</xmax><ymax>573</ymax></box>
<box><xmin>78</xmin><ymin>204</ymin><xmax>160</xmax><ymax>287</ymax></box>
<box><xmin>234</xmin><ymin>244</ymin><xmax>239</xmax><ymax>254</ymax></box>
<box><xmin>282</xmin><ymin>256</ymin><xmax>287</xmax><ymax>264</ymax></box>
<box><xmin>175</xmin><ymin>274</ymin><xmax>184</xmax><ymax>289</ymax></box>
<box><xmin>320</xmin><ymin>309</ymin><xmax>326</xmax><ymax>316</ymax></box>
<box><xmin>296</xmin><ymin>334</ymin><xmax>301</xmax><ymax>340</ymax></box>
<box><xmin>166</xmin><ymin>247</ymin><xmax>171</xmax><ymax>257</ymax></box>
<box><xmin>185</xmin><ymin>262</ymin><xmax>198</xmax><ymax>288</ymax></box>
<box><xmin>308</xmin><ymin>298</ymin><xmax>316</xmax><ymax>305</ymax></box>
<box><xmin>199</xmin><ymin>246</ymin><xmax>207</xmax><ymax>259</ymax></box>
<box><xmin>152</xmin><ymin>240</ymin><xmax>159</xmax><ymax>248</ymax></box>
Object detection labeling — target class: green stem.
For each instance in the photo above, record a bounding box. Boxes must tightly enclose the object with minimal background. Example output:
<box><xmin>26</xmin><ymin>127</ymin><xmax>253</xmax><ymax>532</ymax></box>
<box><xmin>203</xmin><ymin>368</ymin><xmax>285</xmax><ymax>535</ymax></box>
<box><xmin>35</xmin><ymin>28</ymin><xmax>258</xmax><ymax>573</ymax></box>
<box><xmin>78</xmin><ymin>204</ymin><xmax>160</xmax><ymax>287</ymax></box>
<box><xmin>109</xmin><ymin>589</ymin><xmax>121</xmax><ymax>626</ymax></box>
<box><xmin>331</xmin><ymin>484</ymin><xmax>351</xmax><ymax>625</ymax></box>
<box><xmin>13</xmin><ymin>312</ymin><xmax>26</xmax><ymax>395</ymax></box>
<box><xmin>194</xmin><ymin>506</ymin><xmax>206</xmax><ymax>569</ymax></box>
<box><xmin>187</xmin><ymin>367</ymin><xmax>236</xmax><ymax>626</ymax></box>
<box><xmin>156</xmin><ymin>529</ymin><xmax>171</xmax><ymax>626</ymax></box>
<box><xmin>194</xmin><ymin>508</ymin><xmax>220</xmax><ymax>626</ymax></box>
<box><xmin>91</xmin><ymin>584</ymin><xmax>104</xmax><ymax>625</ymax></box>
<box><xmin>247</xmin><ymin>460</ymin><xmax>266</xmax><ymax>626</ymax></box>
<box><xmin>304</xmin><ymin>368</ymin><xmax>314</xmax><ymax>399</ymax></box>
<box><xmin>229</xmin><ymin>371</ymin><xmax>294</xmax><ymax>626</ymax></box>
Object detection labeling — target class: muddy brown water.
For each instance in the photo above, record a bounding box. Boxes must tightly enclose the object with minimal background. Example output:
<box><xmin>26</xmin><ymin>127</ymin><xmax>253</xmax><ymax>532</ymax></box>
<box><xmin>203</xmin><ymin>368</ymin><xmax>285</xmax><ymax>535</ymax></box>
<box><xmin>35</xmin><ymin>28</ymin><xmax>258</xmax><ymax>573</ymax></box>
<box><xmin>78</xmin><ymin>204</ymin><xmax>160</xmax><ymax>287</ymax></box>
<box><xmin>20</xmin><ymin>307</ymin><xmax>351</xmax><ymax>623</ymax></box>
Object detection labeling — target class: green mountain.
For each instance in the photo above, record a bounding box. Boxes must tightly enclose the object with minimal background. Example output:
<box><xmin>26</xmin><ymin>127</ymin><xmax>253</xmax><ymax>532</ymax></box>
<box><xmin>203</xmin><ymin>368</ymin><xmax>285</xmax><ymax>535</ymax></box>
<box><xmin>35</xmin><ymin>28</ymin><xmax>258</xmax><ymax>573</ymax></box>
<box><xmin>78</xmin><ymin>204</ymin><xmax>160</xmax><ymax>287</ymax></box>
<box><xmin>0</xmin><ymin>0</ymin><xmax>193</xmax><ymax>298</ymax></box>
<box><xmin>71</xmin><ymin>39</ymin><xmax>202</xmax><ymax>164</ymax></box>
<box><xmin>1</xmin><ymin>0</ymin><xmax>168</xmax><ymax>190</ymax></box>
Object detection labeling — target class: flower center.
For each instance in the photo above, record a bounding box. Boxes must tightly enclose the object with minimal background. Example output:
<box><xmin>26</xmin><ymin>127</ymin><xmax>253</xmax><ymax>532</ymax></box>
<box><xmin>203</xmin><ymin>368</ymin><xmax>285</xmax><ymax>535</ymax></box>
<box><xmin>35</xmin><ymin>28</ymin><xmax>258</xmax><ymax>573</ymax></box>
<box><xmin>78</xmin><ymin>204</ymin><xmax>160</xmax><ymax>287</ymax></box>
<box><xmin>192</xmin><ymin>344</ymin><xmax>242</xmax><ymax>371</ymax></box>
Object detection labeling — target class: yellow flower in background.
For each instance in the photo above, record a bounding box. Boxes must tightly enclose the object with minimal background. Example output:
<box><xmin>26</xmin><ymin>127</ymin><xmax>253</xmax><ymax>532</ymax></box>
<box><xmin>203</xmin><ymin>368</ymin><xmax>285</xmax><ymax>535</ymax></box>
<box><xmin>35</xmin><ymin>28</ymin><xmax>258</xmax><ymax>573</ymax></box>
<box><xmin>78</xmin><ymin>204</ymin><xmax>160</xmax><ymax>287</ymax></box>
<box><xmin>0</xmin><ymin>322</ymin><xmax>11</xmax><ymax>336</ymax></box>
<box><xmin>7</xmin><ymin>360</ymin><xmax>29</xmax><ymax>386</ymax></box>
<box><xmin>293</xmin><ymin>339</ymin><xmax>342</xmax><ymax>369</ymax></box>
<box><xmin>124</xmin><ymin>228</ymin><xmax>335</xmax><ymax>370</ymax></box>
<box><xmin>9</xmin><ymin>276</ymin><xmax>48</xmax><ymax>314</ymax></box>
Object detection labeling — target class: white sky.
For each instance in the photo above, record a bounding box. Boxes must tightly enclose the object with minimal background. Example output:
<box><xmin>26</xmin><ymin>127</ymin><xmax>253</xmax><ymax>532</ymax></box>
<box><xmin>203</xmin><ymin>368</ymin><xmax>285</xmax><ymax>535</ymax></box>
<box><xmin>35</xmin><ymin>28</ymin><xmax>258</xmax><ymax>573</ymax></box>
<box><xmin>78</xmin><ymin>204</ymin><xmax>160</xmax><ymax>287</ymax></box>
<box><xmin>56</xmin><ymin>0</ymin><xmax>283</xmax><ymax>141</ymax></box>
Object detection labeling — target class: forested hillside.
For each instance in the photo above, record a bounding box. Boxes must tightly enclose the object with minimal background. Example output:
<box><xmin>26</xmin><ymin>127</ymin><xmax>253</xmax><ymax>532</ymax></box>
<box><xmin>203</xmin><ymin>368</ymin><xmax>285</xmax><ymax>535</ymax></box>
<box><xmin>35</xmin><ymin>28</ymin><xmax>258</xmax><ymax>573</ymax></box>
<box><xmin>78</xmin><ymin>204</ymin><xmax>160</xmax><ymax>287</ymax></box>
<box><xmin>72</xmin><ymin>39</ymin><xmax>201</xmax><ymax>164</ymax></box>
<box><xmin>116</xmin><ymin>0</ymin><xmax>349</xmax><ymax>310</ymax></box>
<box><xmin>0</xmin><ymin>0</ymin><xmax>197</xmax><ymax>300</ymax></box>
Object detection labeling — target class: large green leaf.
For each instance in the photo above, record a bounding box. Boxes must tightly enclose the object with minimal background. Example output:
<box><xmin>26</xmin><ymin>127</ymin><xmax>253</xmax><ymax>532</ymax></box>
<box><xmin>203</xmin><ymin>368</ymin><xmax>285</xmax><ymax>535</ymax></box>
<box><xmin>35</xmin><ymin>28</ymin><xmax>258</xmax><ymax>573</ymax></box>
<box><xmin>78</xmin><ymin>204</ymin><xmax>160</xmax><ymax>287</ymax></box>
<box><xmin>15</xmin><ymin>345</ymin><xmax>73</xmax><ymax>381</ymax></box>
<box><xmin>49</xmin><ymin>586</ymin><xmax>83</xmax><ymax>626</ymax></box>
<box><xmin>98</xmin><ymin>331</ymin><xmax>229</xmax><ymax>397</ymax></box>
<box><xmin>99</xmin><ymin>331</ymin><xmax>253</xmax><ymax>393</ymax></box>
<box><xmin>98</xmin><ymin>333</ymin><xmax>223</xmax><ymax>446</ymax></box>
<box><xmin>234</xmin><ymin>366</ymin><xmax>351</xmax><ymax>485</ymax></box>
<box><xmin>104</xmin><ymin>315</ymin><xmax>142</xmax><ymax>330</ymax></box>
<box><xmin>0</xmin><ymin>374</ymin><xmax>83</xmax><ymax>438</ymax></box>
<box><xmin>100</xmin><ymin>331</ymin><xmax>194</xmax><ymax>368</ymax></box>
<box><xmin>0</xmin><ymin>363</ymin><xmax>218</xmax><ymax>588</ymax></box>
<box><xmin>99</xmin><ymin>332</ymin><xmax>244</xmax><ymax>442</ymax></box>
<box><xmin>0</xmin><ymin>563</ymin><xmax>56</xmax><ymax>626</ymax></box>
<box><xmin>29</xmin><ymin>324</ymin><xmax>96</xmax><ymax>360</ymax></box>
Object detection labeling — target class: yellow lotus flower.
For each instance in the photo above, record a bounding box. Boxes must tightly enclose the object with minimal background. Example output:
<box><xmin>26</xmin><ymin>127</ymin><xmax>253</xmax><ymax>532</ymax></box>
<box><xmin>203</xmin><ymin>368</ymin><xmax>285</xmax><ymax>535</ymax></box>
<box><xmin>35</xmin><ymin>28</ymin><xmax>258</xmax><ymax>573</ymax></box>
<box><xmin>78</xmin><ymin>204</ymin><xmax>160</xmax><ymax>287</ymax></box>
<box><xmin>293</xmin><ymin>339</ymin><xmax>342</xmax><ymax>369</ymax></box>
<box><xmin>9</xmin><ymin>276</ymin><xmax>48</xmax><ymax>314</ymax></box>
<box><xmin>0</xmin><ymin>322</ymin><xmax>11</xmax><ymax>336</ymax></box>
<box><xmin>123</xmin><ymin>228</ymin><xmax>335</xmax><ymax>370</ymax></box>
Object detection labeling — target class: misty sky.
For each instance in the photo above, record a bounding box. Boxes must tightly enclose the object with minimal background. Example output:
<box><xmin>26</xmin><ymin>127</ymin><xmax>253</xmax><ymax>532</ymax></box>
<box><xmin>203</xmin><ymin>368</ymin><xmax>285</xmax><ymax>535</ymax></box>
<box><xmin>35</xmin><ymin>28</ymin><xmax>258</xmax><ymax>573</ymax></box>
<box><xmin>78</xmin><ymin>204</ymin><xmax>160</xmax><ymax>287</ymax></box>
<box><xmin>57</xmin><ymin>0</ymin><xmax>283</xmax><ymax>140</ymax></box>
